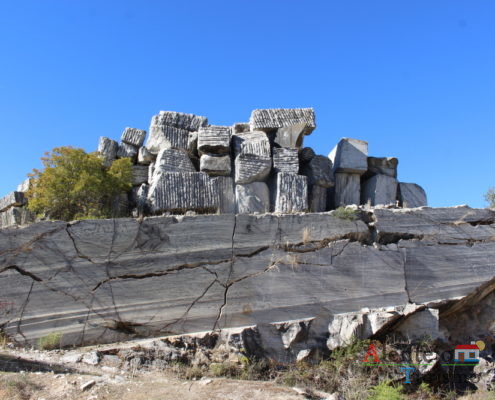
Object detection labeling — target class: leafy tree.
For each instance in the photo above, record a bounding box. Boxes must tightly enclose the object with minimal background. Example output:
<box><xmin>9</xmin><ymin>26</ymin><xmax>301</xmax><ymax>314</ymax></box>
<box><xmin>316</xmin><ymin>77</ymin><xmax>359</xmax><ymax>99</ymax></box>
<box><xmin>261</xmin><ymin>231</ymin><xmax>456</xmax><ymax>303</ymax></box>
<box><xmin>26</xmin><ymin>146</ymin><xmax>132</xmax><ymax>221</ymax></box>
<box><xmin>485</xmin><ymin>188</ymin><xmax>495</xmax><ymax>208</ymax></box>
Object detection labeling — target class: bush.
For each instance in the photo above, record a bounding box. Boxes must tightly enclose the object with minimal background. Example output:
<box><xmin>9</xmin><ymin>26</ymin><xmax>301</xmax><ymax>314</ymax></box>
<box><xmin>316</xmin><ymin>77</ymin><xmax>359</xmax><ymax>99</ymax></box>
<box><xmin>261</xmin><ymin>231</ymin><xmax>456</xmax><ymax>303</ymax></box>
<box><xmin>332</xmin><ymin>206</ymin><xmax>358</xmax><ymax>221</ymax></box>
<box><xmin>368</xmin><ymin>381</ymin><xmax>404</xmax><ymax>400</ymax></box>
<box><xmin>26</xmin><ymin>147</ymin><xmax>132</xmax><ymax>221</ymax></box>
<box><xmin>38</xmin><ymin>332</ymin><xmax>62</xmax><ymax>350</ymax></box>
<box><xmin>485</xmin><ymin>188</ymin><xmax>495</xmax><ymax>208</ymax></box>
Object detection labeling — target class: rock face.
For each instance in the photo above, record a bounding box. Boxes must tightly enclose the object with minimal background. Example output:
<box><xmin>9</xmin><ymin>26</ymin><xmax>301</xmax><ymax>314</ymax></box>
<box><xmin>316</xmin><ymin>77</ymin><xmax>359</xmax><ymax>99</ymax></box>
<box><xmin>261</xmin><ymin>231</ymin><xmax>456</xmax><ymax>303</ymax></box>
<box><xmin>398</xmin><ymin>182</ymin><xmax>427</xmax><ymax>207</ymax></box>
<box><xmin>0</xmin><ymin>206</ymin><xmax>494</xmax><ymax>349</ymax></box>
<box><xmin>333</xmin><ymin>173</ymin><xmax>360</xmax><ymax>206</ymax></box>
<box><xmin>235</xmin><ymin>182</ymin><xmax>270</xmax><ymax>214</ymax></box>
<box><xmin>361</xmin><ymin>174</ymin><xmax>398</xmax><ymax>206</ymax></box>
<box><xmin>328</xmin><ymin>138</ymin><xmax>368</xmax><ymax>174</ymax></box>
<box><xmin>275</xmin><ymin>173</ymin><xmax>308</xmax><ymax>213</ymax></box>
<box><xmin>97</xmin><ymin>137</ymin><xmax>118</xmax><ymax>167</ymax></box>
<box><xmin>121</xmin><ymin>127</ymin><xmax>146</xmax><ymax>148</ymax></box>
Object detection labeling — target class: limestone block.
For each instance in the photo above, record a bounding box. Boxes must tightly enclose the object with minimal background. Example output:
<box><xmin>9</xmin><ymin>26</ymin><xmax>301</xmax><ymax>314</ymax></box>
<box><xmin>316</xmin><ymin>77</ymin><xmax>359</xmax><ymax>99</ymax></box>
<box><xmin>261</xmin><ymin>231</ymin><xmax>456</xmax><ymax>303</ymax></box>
<box><xmin>301</xmin><ymin>155</ymin><xmax>334</xmax><ymax>188</ymax></box>
<box><xmin>197</xmin><ymin>125</ymin><xmax>231</xmax><ymax>155</ymax></box>
<box><xmin>154</xmin><ymin>148</ymin><xmax>196</xmax><ymax>174</ymax></box>
<box><xmin>147</xmin><ymin>172</ymin><xmax>219</xmax><ymax>213</ymax></box>
<box><xmin>334</xmin><ymin>173</ymin><xmax>360</xmax><ymax>206</ymax></box>
<box><xmin>232</xmin><ymin>122</ymin><xmax>250</xmax><ymax>133</ymax></box>
<box><xmin>146</xmin><ymin>124</ymin><xmax>190</xmax><ymax>154</ymax></box>
<box><xmin>213</xmin><ymin>176</ymin><xmax>235</xmax><ymax>214</ymax></box>
<box><xmin>274</xmin><ymin>123</ymin><xmax>308</xmax><ymax>148</ymax></box>
<box><xmin>275</xmin><ymin>173</ymin><xmax>308</xmax><ymax>213</ymax></box>
<box><xmin>136</xmin><ymin>184</ymin><xmax>149</xmax><ymax>212</ymax></box>
<box><xmin>137</xmin><ymin>146</ymin><xmax>154</xmax><ymax>165</ymax></box>
<box><xmin>117</xmin><ymin>142</ymin><xmax>138</xmax><ymax>160</ymax></box>
<box><xmin>392</xmin><ymin>309</ymin><xmax>440</xmax><ymax>340</ymax></box>
<box><xmin>299</xmin><ymin>147</ymin><xmax>315</xmax><ymax>164</ymax></box>
<box><xmin>187</xmin><ymin>132</ymin><xmax>198</xmax><ymax>158</ymax></box>
<box><xmin>233</xmin><ymin>131</ymin><xmax>272</xmax><ymax>184</ymax></box>
<box><xmin>0</xmin><ymin>207</ymin><xmax>35</xmax><ymax>228</ymax></box>
<box><xmin>148</xmin><ymin>162</ymin><xmax>155</xmax><ymax>185</ymax></box>
<box><xmin>250</xmin><ymin>108</ymin><xmax>315</xmax><ymax>135</ymax></box>
<box><xmin>273</xmin><ymin>148</ymin><xmax>299</xmax><ymax>174</ymax></box>
<box><xmin>121</xmin><ymin>127</ymin><xmax>146</xmax><ymax>147</ymax></box>
<box><xmin>16</xmin><ymin>178</ymin><xmax>32</xmax><ymax>193</ymax></box>
<box><xmin>0</xmin><ymin>191</ymin><xmax>26</xmax><ymax>212</ymax></box>
<box><xmin>365</xmin><ymin>157</ymin><xmax>398</xmax><ymax>179</ymax></box>
<box><xmin>398</xmin><ymin>182</ymin><xmax>427</xmax><ymax>208</ymax></box>
<box><xmin>236</xmin><ymin>182</ymin><xmax>270</xmax><ymax>214</ymax></box>
<box><xmin>132</xmin><ymin>166</ymin><xmax>149</xmax><ymax>186</ymax></box>
<box><xmin>362</xmin><ymin>174</ymin><xmax>398</xmax><ymax>206</ymax></box>
<box><xmin>200</xmin><ymin>154</ymin><xmax>231</xmax><ymax>176</ymax></box>
<box><xmin>309</xmin><ymin>185</ymin><xmax>327</xmax><ymax>212</ymax></box>
<box><xmin>97</xmin><ymin>137</ymin><xmax>118</xmax><ymax>167</ymax></box>
<box><xmin>149</xmin><ymin>111</ymin><xmax>208</xmax><ymax>132</ymax></box>
<box><xmin>328</xmin><ymin>138</ymin><xmax>368</xmax><ymax>174</ymax></box>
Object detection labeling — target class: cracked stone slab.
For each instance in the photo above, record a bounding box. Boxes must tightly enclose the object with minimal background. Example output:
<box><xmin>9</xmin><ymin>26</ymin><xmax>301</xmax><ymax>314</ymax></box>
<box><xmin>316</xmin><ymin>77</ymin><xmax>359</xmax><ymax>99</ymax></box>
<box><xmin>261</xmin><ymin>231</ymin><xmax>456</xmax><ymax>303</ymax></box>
<box><xmin>250</xmin><ymin>108</ymin><xmax>315</xmax><ymax>135</ymax></box>
<box><xmin>121</xmin><ymin>127</ymin><xmax>146</xmax><ymax>147</ymax></box>
<box><xmin>0</xmin><ymin>192</ymin><xmax>26</xmax><ymax>212</ymax></box>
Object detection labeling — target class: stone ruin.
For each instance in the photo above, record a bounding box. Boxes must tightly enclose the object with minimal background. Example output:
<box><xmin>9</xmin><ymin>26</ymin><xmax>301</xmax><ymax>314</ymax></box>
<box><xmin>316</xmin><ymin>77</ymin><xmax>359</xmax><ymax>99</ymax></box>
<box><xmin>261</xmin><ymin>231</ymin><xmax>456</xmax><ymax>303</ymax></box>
<box><xmin>0</xmin><ymin>108</ymin><xmax>427</xmax><ymax>226</ymax></box>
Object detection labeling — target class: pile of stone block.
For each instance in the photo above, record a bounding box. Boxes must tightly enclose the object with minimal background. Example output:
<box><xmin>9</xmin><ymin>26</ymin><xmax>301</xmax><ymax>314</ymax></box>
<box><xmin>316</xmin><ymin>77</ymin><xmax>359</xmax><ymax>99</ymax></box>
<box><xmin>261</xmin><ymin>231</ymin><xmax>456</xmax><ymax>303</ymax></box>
<box><xmin>0</xmin><ymin>184</ymin><xmax>35</xmax><ymax>228</ymax></box>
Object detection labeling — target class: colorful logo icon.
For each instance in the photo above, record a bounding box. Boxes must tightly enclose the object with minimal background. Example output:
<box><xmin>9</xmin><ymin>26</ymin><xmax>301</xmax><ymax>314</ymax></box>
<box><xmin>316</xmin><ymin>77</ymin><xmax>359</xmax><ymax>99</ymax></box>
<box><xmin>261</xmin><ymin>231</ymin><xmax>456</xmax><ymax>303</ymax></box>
<box><xmin>454</xmin><ymin>341</ymin><xmax>485</xmax><ymax>363</ymax></box>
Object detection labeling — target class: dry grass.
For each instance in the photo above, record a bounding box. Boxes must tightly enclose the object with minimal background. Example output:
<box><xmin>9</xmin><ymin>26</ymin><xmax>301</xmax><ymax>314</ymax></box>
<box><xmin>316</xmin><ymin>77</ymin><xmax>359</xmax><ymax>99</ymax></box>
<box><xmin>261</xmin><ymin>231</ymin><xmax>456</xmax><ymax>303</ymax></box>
<box><xmin>302</xmin><ymin>227</ymin><xmax>311</xmax><ymax>244</ymax></box>
<box><xmin>0</xmin><ymin>373</ymin><xmax>41</xmax><ymax>400</ymax></box>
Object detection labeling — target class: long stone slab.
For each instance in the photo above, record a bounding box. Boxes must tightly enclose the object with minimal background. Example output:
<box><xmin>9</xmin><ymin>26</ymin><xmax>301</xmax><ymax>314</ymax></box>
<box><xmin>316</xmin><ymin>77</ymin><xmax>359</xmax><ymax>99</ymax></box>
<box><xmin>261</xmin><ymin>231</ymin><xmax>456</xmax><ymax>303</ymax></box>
<box><xmin>250</xmin><ymin>108</ymin><xmax>315</xmax><ymax>135</ymax></box>
<box><xmin>197</xmin><ymin>125</ymin><xmax>231</xmax><ymax>155</ymax></box>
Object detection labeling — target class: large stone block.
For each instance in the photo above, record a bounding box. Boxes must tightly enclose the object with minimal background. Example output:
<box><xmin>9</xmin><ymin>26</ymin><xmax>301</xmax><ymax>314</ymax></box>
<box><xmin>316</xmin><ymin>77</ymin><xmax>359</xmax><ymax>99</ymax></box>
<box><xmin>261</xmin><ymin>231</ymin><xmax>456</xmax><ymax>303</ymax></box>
<box><xmin>132</xmin><ymin>165</ymin><xmax>149</xmax><ymax>186</ymax></box>
<box><xmin>187</xmin><ymin>132</ymin><xmax>198</xmax><ymax>158</ymax></box>
<box><xmin>16</xmin><ymin>178</ymin><xmax>32</xmax><ymax>193</ymax></box>
<box><xmin>273</xmin><ymin>148</ymin><xmax>299</xmax><ymax>174</ymax></box>
<box><xmin>236</xmin><ymin>182</ymin><xmax>270</xmax><ymax>214</ymax></box>
<box><xmin>148</xmin><ymin>172</ymin><xmax>219</xmax><ymax>213</ymax></box>
<box><xmin>0</xmin><ymin>207</ymin><xmax>35</xmax><ymax>228</ymax></box>
<box><xmin>398</xmin><ymin>182</ymin><xmax>427</xmax><ymax>208</ymax></box>
<box><xmin>97</xmin><ymin>137</ymin><xmax>118</xmax><ymax>167</ymax></box>
<box><xmin>301</xmin><ymin>155</ymin><xmax>334</xmax><ymax>188</ymax></box>
<box><xmin>137</xmin><ymin>146</ymin><xmax>154</xmax><ymax>165</ymax></box>
<box><xmin>364</xmin><ymin>157</ymin><xmax>398</xmax><ymax>179</ymax></box>
<box><xmin>197</xmin><ymin>125</ymin><xmax>231</xmax><ymax>155</ymax></box>
<box><xmin>200</xmin><ymin>154</ymin><xmax>231</xmax><ymax>176</ymax></box>
<box><xmin>274</xmin><ymin>123</ymin><xmax>307</xmax><ymax>148</ymax></box>
<box><xmin>232</xmin><ymin>122</ymin><xmax>250</xmax><ymax>134</ymax></box>
<box><xmin>334</xmin><ymin>172</ymin><xmax>360</xmax><ymax>206</ymax></box>
<box><xmin>250</xmin><ymin>108</ymin><xmax>315</xmax><ymax>135</ymax></box>
<box><xmin>328</xmin><ymin>138</ymin><xmax>368</xmax><ymax>174</ymax></box>
<box><xmin>154</xmin><ymin>148</ymin><xmax>196</xmax><ymax>174</ymax></box>
<box><xmin>149</xmin><ymin>111</ymin><xmax>208</xmax><ymax>132</ymax></box>
<box><xmin>362</xmin><ymin>174</ymin><xmax>398</xmax><ymax>206</ymax></box>
<box><xmin>213</xmin><ymin>176</ymin><xmax>235</xmax><ymax>214</ymax></box>
<box><xmin>146</xmin><ymin>124</ymin><xmax>190</xmax><ymax>154</ymax></box>
<box><xmin>309</xmin><ymin>185</ymin><xmax>327</xmax><ymax>212</ymax></box>
<box><xmin>121</xmin><ymin>127</ymin><xmax>146</xmax><ymax>147</ymax></box>
<box><xmin>233</xmin><ymin>131</ymin><xmax>272</xmax><ymax>184</ymax></box>
<box><xmin>299</xmin><ymin>147</ymin><xmax>315</xmax><ymax>164</ymax></box>
<box><xmin>0</xmin><ymin>191</ymin><xmax>26</xmax><ymax>213</ymax></box>
<box><xmin>275</xmin><ymin>173</ymin><xmax>308</xmax><ymax>213</ymax></box>
<box><xmin>117</xmin><ymin>142</ymin><xmax>138</xmax><ymax>160</ymax></box>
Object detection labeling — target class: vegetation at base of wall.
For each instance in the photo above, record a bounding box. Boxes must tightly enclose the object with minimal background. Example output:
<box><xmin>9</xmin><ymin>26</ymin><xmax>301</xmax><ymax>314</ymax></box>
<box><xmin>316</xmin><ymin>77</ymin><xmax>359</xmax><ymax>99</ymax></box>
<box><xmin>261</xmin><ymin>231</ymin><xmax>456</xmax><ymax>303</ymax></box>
<box><xmin>26</xmin><ymin>147</ymin><xmax>132</xmax><ymax>221</ymax></box>
<box><xmin>485</xmin><ymin>188</ymin><xmax>495</xmax><ymax>208</ymax></box>
<box><xmin>368</xmin><ymin>381</ymin><xmax>404</xmax><ymax>400</ymax></box>
<box><xmin>0</xmin><ymin>373</ymin><xmax>41</xmax><ymax>400</ymax></box>
<box><xmin>37</xmin><ymin>332</ymin><xmax>62</xmax><ymax>350</ymax></box>
<box><xmin>332</xmin><ymin>206</ymin><xmax>358</xmax><ymax>221</ymax></box>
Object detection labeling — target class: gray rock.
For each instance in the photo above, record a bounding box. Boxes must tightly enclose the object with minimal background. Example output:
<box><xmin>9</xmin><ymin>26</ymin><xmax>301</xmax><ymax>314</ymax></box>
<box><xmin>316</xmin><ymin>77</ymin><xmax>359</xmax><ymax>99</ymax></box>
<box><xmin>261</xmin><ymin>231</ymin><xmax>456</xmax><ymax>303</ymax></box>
<box><xmin>137</xmin><ymin>146</ymin><xmax>154</xmax><ymax>165</ymax></box>
<box><xmin>233</xmin><ymin>131</ymin><xmax>272</xmax><ymax>184</ymax></box>
<box><xmin>365</xmin><ymin>157</ymin><xmax>398</xmax><ymax>179</ymax></box>
<box><xmin>0</xmin><ymin>207</ymin><xmax>35</xmax><ymax>228</ymax></box>
<box><xmin>16</xmin><ymin>178</ymin><xmax>32</xmax><ymax>193</ymax></box>
<box><xmin>275</xmin><ymin>173</ymin><xmax>308</xmax><ymax>213</ymax></box>
<box><xmin>0</xmin><ymin>192</ymin><xmax>26</xmax><ymax>212</ymax></box>
<box><xmin>328</xmin><ymin>138</ymin><xmax>368</xmax><ymax>174</ymax></box>
<box><xmin>146</xmin><ymin>124</ymin><xmax>190</xmax><ymax>154</ymax></box>
<box><xmin>117</xmin><ymin>142</ymin><xmax>138</xmax><ymax>161</ymax></box>
<box><xmin>149</xmin><ymin>110</ymin><xmax>208</xmax><ymax>132</ymax></box>
<box><xmin>80</xmin><ymin>380</ymin><xmax>96</xmax><ymax>391</ymax></box>
<box><xmin>187</xmin><ymin>131</ymin><xmax>198</xmax><ymax>158</ymax></box>
<box><xmin>398</xmin><ymin>182</ymin><xmax>427</xmax><ymax>208</ymax></box>
<box><xmin>361</xmin><ymin>174</ymin><xmax>398</xmax><ymax>206</ymax></box>
<box><xmin>82</xmin><ymin>351</ymin><xmax>100</xmax><ymax>365</ymax></box>
<box><xmin>148</xmin><ymin>162</ymin><xmax>155</xmax><ymax>185</ymax></box>
<box><xmin>232</xmin><ymin>122</ymin><xmax>250</xmax><ymax>133</ymax></box>
<box><xmin>274</xmin><ymin>123</ymin><xmax>307</xmax><ymax>148</ymax></box>
<box><xmin>235</xmin><ymin>182</ymin><xmax>270</xmax><ymax>214</ymax></box>
<box><xmin>301</xmin><ymin>155</ymin><xmax>334</xmax><ymax>188</ymax></box>
<box><xmin>197</xmin><ymin>125</ymin><xmax>231</xmax><ymax>155</ymax></box>
<box><xmin>200</xmin><ymin>154</ymin><xmax>231</xmax><ymax>176</ymax></box>
<box><xmin>121</xmin><ymin>127</ymin><xmax>146</xmax><ymax>147</ymax></box>
<box><xmin>154</xmin><ymin>148</ymin><xmax>196</xmax><ymax>174</ymax></box>
<box><xmin>97</xmin><ymin>137</ymin><xmax>118</xmax><ymax>167</ymax></box>
<box><xmin>250</xmin><ymin>108</ymin><xmax>315</xmax><ymax>135</ymax></box>
<box><xmin>60</xmin><ymin>352</ymin><xmax>83</xmax><ymax>363</ymax></box>
<box><xmin>135</xmin><ymin>184</ymin><xmax>149</xmax><ymax>213</ymax></box>
<box><xmin>147</xmin><ymin>172</ymin><xmax>219</xmax><ymax>213</ymax></box>
<box><xmin>273</xmin><ymin>148</ymin><xmax>299</xmax><ymax>174</ymax></box>
<box><xmin>213</xmin><ymin>177</ymin><xmax>235</xmax><ymax>214</ymax></box>
<box><xmin>333</xmin><ymin>172</ymin><xmax>361</xmax><ymax>206</ymax></box>
<box><xmin>392</xmin><ymin>309</ymin><xmax>440</xmax><ymax>340</ymax></box>
<box><xmin>309</xmin><ymin>185</ymin><xmax>327</xmax><ymax>212</ymax></box>
<box><xmin>298</xmin><ymin>147</ymin><xmax>315</xmax><ymax>164</ymax></box>
<box><xmin>132</xmin><ymin>166</ymin><xmax>149</xmax><ymax>186</ymax></box>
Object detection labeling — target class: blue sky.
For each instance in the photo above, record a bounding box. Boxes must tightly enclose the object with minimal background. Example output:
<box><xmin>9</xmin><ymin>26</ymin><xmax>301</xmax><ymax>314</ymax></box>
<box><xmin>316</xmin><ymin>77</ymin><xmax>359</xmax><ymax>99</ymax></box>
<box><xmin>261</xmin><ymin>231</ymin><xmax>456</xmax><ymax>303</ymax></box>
<box><xmin>1</xmin><ymin>1</ymin><xmax>494</xmax><ymax>207</ymax></box>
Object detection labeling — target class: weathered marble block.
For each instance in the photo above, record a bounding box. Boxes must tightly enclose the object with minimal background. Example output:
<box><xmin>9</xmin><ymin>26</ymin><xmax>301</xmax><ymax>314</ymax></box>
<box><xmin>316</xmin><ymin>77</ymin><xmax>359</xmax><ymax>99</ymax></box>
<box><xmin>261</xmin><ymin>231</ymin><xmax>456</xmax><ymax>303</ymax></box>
<box><xmin>365</xmin><ymin>157</ymin><xmax>398</xmax><ymax>179</ymax></box>
<box><xmin>301</xmin><ymin>155</ymin><xmax>334</xmax><ymax>188</ymax></box>
<box><xmin>0</xmin><ymin>207</ymin><xmax>35</xmax><ymax>228</ymax></box>
<box><xmin>398</xmin><ymin>182</ymin><xmax>427</xmax><ymax>208</ymax></box>
<box><xmin>117</xmin><ymin>142</ymin><xmax>138</xmax><ymax>160</ymax></box>
<box><xmin>213</xmin><ymin>176</ymin><xmax>235</xmax><ymax>214</ymax></box>
<box><xmin>121</xmin><ymin>127</ymin><xmax>146</xmax><ymax>147</ymax></box>
<box><xmin>232</xmin><ymin>122</ymin><xmax>250</xmax><ymax>134</ymax></box>
<box><xmin>97</xmin><ymin>137</ymin><xmax>118</xmax><ymax>167</ymax></box>
<box><xmin>236</xmin><ymin>182</ymin><xmax>270</xmax><ymax>214</ymax></box>
<box><xmin>137</xmin><ymin>146</ymin><xmax>154</xmax><ymax>165</ymax></box>
<box><xmin>154</xmin><ymin>148</ymin><xmax>196</xmax><ymax>174</ymax></box>
<box><xmin>362</xmin><ymin>174</ymin><xmax>398</xmax><ymax>206</ymax></box>
<box><xmin>0</xmin><ymin>191</ymin><xmax>26</xmax><ymax>212</ymax></box>
<box><xmin>132</xmin><ymin>166</ymin><xmax>149</xmax><ymax>186</ymax></box>
<box><xmin>299</xmin><ymin>147</ymin><xmax>315</xmax><ymax>164</ymax></box>
<box><xmin>233</xmin><ymin>131</ymin><xmax>272</xmax><ymax>184</ymax></box>
<box><xmin>309</xmin><ymin>185</ymin><xmax>327</xmax><ymax>212</ymax></box>
<box><xmin>16</xmin><ymin>178</ymin><xmax>32</xmax><ymax>193</ymax></box>
<box><xmin>328</xmin><ymin>138</ymin><xmax>368</xmax><ymax>174</ymax></box>
<box><xmin>250</xmin><ymin>108</ymin><xmax>315</xmax><ymax>135</ymax></box>
<box><xmin>334</xmin><ymin>173</ymin><xmax>360</xmax><ymax>206</ymax></box>
<box><xmin>149</xmin><ymin>111</ymin><xmax>208</xmax><ymax>132</ymax></box>
<box><xmin>148</xmin><ymin>172</ymin><xmax>219</xmax><ymax>213</ymax></box>
<box><xmin>275</xmin><ymin>173</ymin><xmax>308</xmax><ymax>213</ymax></box>
<box><xmin>134</xmin><ymin>183</ymin><xmax>149</xmax><ymax>213</ymax></box>
<box><xmin>274</xmin><ymin>123</ymin><xmax>308</xmax><ymax>148</ymax></box>
<box><xmin>187</xmin><ymin>132</ymin><xmax>198</xmax><ymax>158</ymax></box>
<box><xmin>200</xmin><ymin>154</ymin><xmax>231</xmax><ymax>176</ymax></box>
<box><xmin>146</xmin><ymin>124</ymin><xmax>190</xmax><ymax>154</ymax></box>
<box><xmin>197</xmin><ymin>125</ymin><xmax>231</xmax><ymax>155</ymax></box>
<box><xmin>273</xmin><ymin>148</ymin><xmax>299</xmax><ymax>174</ymax></box>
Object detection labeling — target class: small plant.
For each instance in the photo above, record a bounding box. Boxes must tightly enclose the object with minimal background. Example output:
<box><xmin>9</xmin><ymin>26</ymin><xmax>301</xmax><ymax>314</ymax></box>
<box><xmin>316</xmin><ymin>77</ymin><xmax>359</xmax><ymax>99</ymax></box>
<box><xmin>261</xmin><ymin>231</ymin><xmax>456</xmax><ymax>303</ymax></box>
<box><xmin>302</xmin><ymin>227</ymin><xmax>311</xmax><ymax>244</ymax></box>
<box><xmin>332</xmin><ymin>206</ymin><xmax>358</xmax><ymax>221</ymax></box>
<box><xmin>38</xmin><ymin>332</ymin><xmax>62</xmax><ymax>350</ymax></box>
<box><xmin>485</xmin><ymin>187</ymin><xmax>495</xmax><ymax>208</ymax></box>
<box><xmin>368</xmin><ymin>381</ymin><xmax>404</xmax><ymax>400</ymax></box>
<box><xmin>0</xmin><ymin>330</ymin><xmax>9</xmax><ymax>347</ymax></box>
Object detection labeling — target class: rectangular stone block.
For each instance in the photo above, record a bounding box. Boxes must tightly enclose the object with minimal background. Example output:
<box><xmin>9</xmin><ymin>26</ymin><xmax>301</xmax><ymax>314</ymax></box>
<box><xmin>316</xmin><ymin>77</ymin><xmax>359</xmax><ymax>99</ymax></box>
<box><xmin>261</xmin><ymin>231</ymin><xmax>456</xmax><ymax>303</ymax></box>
<box><xmin>275</xmin><ymin>173</ymin><xmax>308</xmax><ymax>213</ymax></box>
<box><xmin>146</xmin><ymin>124</ymin><xmax>190</xmax><ymax>154</ymax></box>
<box><xmin>16</xmin><ymin>178</ymin><xmax>31</xmax><ymax>193</ymax></box>
<box><xmin>0</xmin><ymin>191</ymin><xmax>26</xmax><ymax>213</ymax></box>
<box><xmin>121</xmin><ymin>127</ymin><xmax>146</xmax><ymax>147</ymax></box>
<box><xmin>197</xmin><ymin>125</ymin><xmax>231</xmax><ymax>155</ymax></box>
<box><xmin>137</xmin><ymin>146</ymin><xmax>154</xmax><ymax>165</ymax></box>
<box><xmin>149</xmin><ymin>111</ymin><xmax>208</xmax><ymax>132</ymax></box>
<box><xmin>132</xmin><ymin>165</ymin><xmax>149</xmax><ymax>186</ymax></box>
<box><xmin>0</xmin><ymin>207</ymin><xmax>35</xmax><ymax>228</ymax></box>
<box><xmin>154</xmin><ymin>148</ymin><xmax>196</xmax><ymax>174</ymax></box>
<box><xmin>365</xmin><ymin>157</ymin><xmax>398</xmax><ymax>179</ymax></box>
<box><xmin>301</xmin><ymin>155</ymin><xmax>334</xmax><ymax>188</ymax></box>
<box><xmin>148</xmin><ymin>172</ymin><xmax>219</xmax><ymax>214</ymax></box>
<box><xmin>200</xmin><ymin>154</ymin><xmax>231</xmax><ymax>176</ymax></box>
<box><xmin>328</xmin><ymin>138</ymin><xmax>368</xmax><ymax>174</ymax></box>
<box><xmin>398</xmin><ymin>182</ymin><xmax>427</xmax><ymax>208</ymax></box>
<box><xmin>309</xmin><ymin>185</ymin><xmax>327</xmax><ymax>212</ymax></box>
<box><xmin>273</xmin><ymin>148</ymin><xmax>299</xmax><ymax>174</ymax></box>
<box><xmin>362</xmin><ymin>174</ymin><xmax>398</xmax><ymax>206</ymax></box>
<box><xmin>334</xmin><ymin>172</ymin><xmax>360</xmax><ymax>206</ymax></box>
<box><xmin>117</xmin><ymin>142</ymin><xmax>138</xmax><ymax>160</ymax></box>
<box><xmin>250</xmin><ymin>108</ymin><xmax>315</xmax><ymax>135</ymax></box>
<box><xmin>236</xmin><ymin>182</ymin><xmax>270</xmax><ymax>214</ymax></box>
<box><xmin>98</xmin><ymin>137</ymin><xmax>118</xmax><ymax>167</ymax></box>
<box><xmin>233</xmin><ymin>131</ymin><xmax>272</xmax><ymax>184</ymax></box>
<box><xmin>213</xmin><ymin>176</ymin><xmax>235</xmax><ymax>214</ymax></box>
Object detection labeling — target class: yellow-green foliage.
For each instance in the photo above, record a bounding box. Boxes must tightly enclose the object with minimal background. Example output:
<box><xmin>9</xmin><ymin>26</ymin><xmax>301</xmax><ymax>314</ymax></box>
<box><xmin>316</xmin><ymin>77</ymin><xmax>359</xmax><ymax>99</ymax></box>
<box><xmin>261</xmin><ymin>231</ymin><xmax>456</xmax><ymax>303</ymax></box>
<box><xmin>26</xmin><ymin>146</ymin><xmax>132</xmax><ymax>221</ymax></box>
<box><xmin>333</xmin><ymin>206</ymin><xmax>358</xmax><ymax>221</ymax></box>
<box><xmin>37</xmin><ymin>332</ymin><xmax>62</xmax><ymax>350</ymax></box>
<box><xmin>368</xmin><ymin>381</ymin><xmax>404</xmax><ymax>400</ymax></box>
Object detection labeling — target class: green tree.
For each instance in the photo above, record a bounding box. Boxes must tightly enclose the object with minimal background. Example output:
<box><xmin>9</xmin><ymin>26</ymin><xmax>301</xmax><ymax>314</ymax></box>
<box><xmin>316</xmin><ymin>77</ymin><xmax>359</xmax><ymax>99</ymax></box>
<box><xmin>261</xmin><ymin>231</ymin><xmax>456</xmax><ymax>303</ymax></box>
<box><xmin>26</xmin><ymin>146</ymin><xmax>132</xmax><ymax>221</ymax></box>
<box><xmin>485</xmin><ymin>188</ymin><xmax>495</xmax><ymax>208</ymax></box>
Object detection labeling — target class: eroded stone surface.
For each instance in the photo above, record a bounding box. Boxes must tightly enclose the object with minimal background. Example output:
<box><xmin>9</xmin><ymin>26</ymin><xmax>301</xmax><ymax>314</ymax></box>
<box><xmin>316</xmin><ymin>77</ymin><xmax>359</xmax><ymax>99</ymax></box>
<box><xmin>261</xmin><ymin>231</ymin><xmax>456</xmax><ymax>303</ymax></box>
<box><xmin>273</xmin><ymin>148</ymin><xmax>299</xmax><ymax>174</ymax></box>
<box><xmin>250</xmin><ymin>108</ymin><xmax>315</xmax><ymax>135</ymax></box>
<box><xmin>333</xmin><ymin>172</ymin><xmax>360</xmax><ymax>206</ymax></box>
<box><xmin>235</xmin><ymin>182</ymin><xmax>270</xmax><ymax>214</ymax></box>
<box><xmin>233</xmin><ymin>131</ymin><xmax>271</xmax><ymax>184</ymax></box>
<box><xmin>197</xmin><ymin>126</ymin><xmax>231</xmax><ymax>155</ymax></box>
<box><xmin>98</xmin><ymin>137</ymin><xmax>119</xmax><ymax>167</ymax></box>
<box><xmin>328</xmin><ymin>138</ymin><xmax>368</xmax><ymax>174</ymax></box>
<box><xmin>275</xmin><ymin>173</ymin><xmax>308</xmax><ymax>213</ymax></box>
<box><xmin>121</xmin><ymin>127</ymin><xmax>146</xmax><ymax>147</ymax></box>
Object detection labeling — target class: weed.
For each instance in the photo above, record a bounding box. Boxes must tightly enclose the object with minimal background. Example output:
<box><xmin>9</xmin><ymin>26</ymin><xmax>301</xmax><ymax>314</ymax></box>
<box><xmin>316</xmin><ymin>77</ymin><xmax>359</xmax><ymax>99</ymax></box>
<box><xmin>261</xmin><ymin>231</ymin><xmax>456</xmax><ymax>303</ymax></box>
<box><xmin>368</xmin><ymin>381</ymin><xmax>404</xmax><ymax>400</ymax></box>
<box><xmin>38</xmin><ymin>332</ymin><xmax>62</xmax><ymax>350</ymax></box>
<box><xmin>332</xmin><ymin>206</ymin><xmax>358</xmax><ymax>221</ymax></box>
<box><xmin>302</xmin><ymin>227</ymin><xmax>311</xmax><ymax>244</ymax></box>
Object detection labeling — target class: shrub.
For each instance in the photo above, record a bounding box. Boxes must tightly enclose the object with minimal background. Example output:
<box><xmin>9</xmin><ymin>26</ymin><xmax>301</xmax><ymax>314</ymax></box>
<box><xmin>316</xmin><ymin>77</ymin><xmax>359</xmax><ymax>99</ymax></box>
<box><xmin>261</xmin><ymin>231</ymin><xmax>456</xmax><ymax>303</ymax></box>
<box><xmin>38</xmin><ymin>332</ymin><xmax>62</xmax><ymax>350</ymax></box>
<box><xmin>26</xmin><ymin>147</ymin><xmax>132</xmax><ymax>221</ymax></box>
<box><xmin>485</xmin><ymin>188</ymin><xmax>495</xmax><ymax>208</ymax></box>
<box><xmin>368</xmin><ymin>381</ymin><xmax>404</xmax><ymax>400</ymax></box>
<box><xmin>332</xmin><ymin>206</ymin><xmax>358</xmax><ymax>221</ymax></box>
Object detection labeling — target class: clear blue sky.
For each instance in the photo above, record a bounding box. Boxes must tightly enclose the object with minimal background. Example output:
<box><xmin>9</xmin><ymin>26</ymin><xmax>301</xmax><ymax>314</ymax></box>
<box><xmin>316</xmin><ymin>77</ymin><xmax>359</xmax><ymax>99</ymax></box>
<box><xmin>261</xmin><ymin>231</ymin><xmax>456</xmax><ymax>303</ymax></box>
<box><xmin>1</xmin><ymin>1</ymin><xmax>494</xmax><ymax>208</ymax></box>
